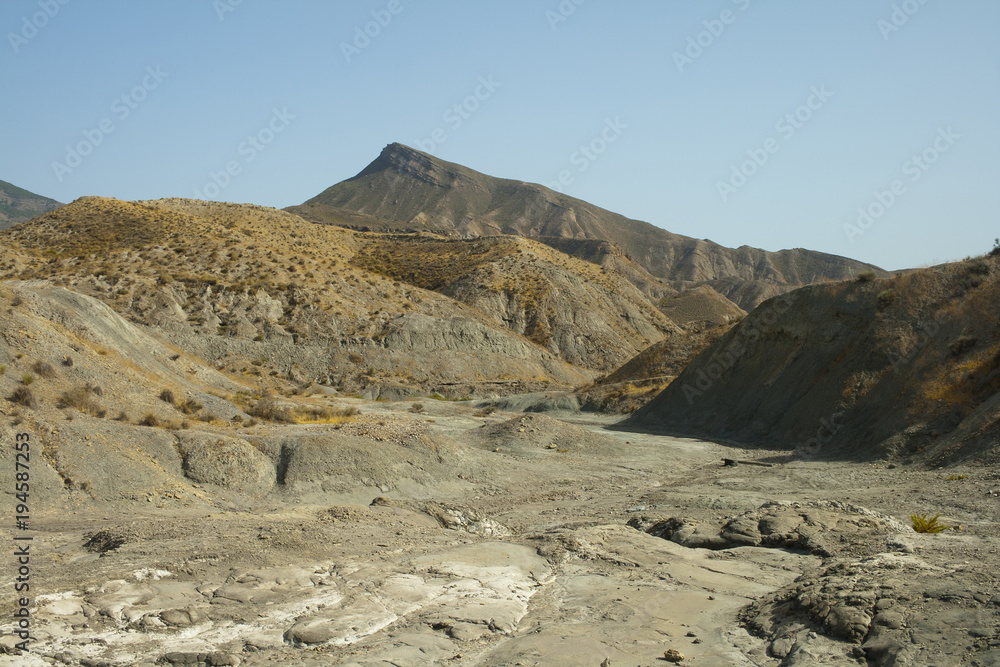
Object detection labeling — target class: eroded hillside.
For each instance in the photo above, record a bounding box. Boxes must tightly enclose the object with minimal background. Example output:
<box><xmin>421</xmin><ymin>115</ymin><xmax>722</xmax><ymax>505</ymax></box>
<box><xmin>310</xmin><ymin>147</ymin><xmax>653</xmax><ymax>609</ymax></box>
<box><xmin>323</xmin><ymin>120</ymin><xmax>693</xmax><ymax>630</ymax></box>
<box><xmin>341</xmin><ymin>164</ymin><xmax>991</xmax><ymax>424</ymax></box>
<box><xmin>630</xmin><ymin>255</ymin><xmax>1000</xmax><ymax>464</ymax></box>
<box><xmin>1</xmin><ymin>196</ymin><xmax>693</xmax><ymax>398</ymax></box>
<box><xmin>351</xmin><ymin>234</ymin><xmax>679</xmax><ymax>370</ymax></box>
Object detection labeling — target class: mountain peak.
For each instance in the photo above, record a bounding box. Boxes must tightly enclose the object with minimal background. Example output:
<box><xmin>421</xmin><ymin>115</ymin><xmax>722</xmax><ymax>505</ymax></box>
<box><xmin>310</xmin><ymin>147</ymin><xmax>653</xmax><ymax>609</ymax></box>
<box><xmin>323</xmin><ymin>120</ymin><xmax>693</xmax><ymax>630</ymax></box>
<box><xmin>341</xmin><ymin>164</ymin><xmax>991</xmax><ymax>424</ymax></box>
<box><xmin>353</xmin><ymin>142</ymin><xmax>465</xmax><ymax>184</ymax></box>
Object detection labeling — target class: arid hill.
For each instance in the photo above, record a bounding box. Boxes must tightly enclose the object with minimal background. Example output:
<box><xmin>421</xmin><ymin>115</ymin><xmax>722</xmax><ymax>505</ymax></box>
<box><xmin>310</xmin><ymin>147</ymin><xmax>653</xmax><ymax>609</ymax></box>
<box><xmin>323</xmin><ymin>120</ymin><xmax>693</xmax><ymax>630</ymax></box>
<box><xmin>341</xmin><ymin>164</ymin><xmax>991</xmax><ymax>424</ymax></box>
<box><xmin>351</xmin><ymin>234</ymin><xmax>679</xmax><ymax>370</ymax></box>
<box><xmin>0</xmin><ymin>196</ymin><xmax>685</xmax><ymax>397</ymax></box>
<box><xmin>288</xmin><ymin>142</ymin><xmax>887</xmax><ymax>309</ymax></box>
<box><xmin>577</xmin><ymin>322</ymin><xmax>734</xmax><ymax>413</ymax></box>
<box><xmin>629</xmin><ymin>255</ymin><xmax>1000</xmax><ymax>464</ymax></box>
<box><xmin>657</xmin><ymin>284</ymin><xmax>747</xmax><ymax>327</ymax></box>
<box><xmin>0</xmin><ymin>179</ymin><xmax>62</xmax><ymax>230</ymax></box>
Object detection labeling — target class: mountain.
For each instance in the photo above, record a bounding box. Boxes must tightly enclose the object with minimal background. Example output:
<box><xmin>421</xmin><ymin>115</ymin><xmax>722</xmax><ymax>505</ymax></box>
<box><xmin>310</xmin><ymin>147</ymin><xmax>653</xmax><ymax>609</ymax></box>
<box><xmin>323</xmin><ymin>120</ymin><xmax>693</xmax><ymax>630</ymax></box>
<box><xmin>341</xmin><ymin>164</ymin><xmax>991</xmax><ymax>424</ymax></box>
<box><xmin>627</xmin><ymin>254</ymin><xmax>1000</xmax><ymax>464</ymax></box>
<box><xmin>287</xmin><ymin>143</ymin><xmax>887</xmax><ymax>309</ymax></box>
<box><xmin>0</xmin><ymin>179</ymin><xmax>62</xmax><ymax>229</ymax></box>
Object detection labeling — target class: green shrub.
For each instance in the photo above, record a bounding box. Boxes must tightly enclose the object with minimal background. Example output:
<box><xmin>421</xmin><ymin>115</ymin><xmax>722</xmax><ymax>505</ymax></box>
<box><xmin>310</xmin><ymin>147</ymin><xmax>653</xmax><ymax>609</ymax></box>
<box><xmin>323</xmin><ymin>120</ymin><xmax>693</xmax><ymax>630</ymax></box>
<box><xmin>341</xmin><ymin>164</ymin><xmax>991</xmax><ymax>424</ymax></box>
<box><xmin>877</xmin><ymin>289</ymin><xmax>895</xmax><ymax>309</ymax></box>
<box><xmin>21</xmin><ymin>374</ymin><xmax>33</xmax><ymax>385</ymax></box>
<box><xmin>856</xmin><ymin>270</ymin><xmax>876</xmax><ymax>283</ymax></box>
<box><xmin>911</xmin><ymin>513</ymin><xmax>948</xmax><ymax>533</ymax></box>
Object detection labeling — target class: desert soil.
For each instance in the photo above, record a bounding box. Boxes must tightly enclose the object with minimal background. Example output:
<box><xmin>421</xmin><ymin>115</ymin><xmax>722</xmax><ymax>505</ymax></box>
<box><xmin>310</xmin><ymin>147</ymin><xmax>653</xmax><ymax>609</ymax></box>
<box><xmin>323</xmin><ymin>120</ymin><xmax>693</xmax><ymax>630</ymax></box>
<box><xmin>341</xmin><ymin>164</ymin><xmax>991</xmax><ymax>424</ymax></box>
<box><xmin>3</xmin><ymin>399</ymin><xmax>1000</xmax><ymax>667</ymax></box>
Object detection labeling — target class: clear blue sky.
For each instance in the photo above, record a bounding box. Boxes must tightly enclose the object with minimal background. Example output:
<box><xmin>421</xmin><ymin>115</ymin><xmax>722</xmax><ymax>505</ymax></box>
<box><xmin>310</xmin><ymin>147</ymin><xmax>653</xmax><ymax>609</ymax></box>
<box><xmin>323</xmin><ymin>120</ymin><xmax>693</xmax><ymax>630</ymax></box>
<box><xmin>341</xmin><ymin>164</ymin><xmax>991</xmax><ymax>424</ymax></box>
<box><xmin>2</xmin><ymin>1</ymin><xmax>997</xmax><ymax>271</ymax></box>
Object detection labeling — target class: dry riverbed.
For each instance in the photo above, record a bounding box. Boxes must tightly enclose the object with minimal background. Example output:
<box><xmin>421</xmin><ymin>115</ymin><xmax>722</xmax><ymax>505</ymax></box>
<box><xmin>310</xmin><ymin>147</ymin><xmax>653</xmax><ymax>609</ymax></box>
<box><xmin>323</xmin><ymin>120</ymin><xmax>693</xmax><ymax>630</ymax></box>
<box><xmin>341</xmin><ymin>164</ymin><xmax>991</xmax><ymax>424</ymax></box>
<box><xmin>3</xmin><ymin>399</ymin><xmax>1000</xmax><ymax>666</ymax></box>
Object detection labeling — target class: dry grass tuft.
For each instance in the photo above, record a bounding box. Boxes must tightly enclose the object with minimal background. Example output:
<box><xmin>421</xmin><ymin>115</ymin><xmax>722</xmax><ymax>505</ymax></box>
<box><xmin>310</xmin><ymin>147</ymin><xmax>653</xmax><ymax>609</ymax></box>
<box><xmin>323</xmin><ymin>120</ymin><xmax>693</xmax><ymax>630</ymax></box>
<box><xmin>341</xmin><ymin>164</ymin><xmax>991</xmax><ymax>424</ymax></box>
<box><xmin>57</xmin><ymin>386</ymin><xmax>106</xmax><ymax>417</ymax></box>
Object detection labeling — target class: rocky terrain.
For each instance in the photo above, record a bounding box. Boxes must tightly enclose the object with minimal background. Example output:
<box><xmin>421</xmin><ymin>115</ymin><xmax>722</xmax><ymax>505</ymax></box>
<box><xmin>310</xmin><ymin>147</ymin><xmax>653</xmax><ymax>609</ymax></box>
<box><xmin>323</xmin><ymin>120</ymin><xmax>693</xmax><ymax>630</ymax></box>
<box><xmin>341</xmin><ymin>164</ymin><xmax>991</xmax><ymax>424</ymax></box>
<box><xmin>287</xmin><ymin>143</ymin><xmax>887</xmax><ymax>309</ymax></box>
<box><xmin>2</xmin><ymin>173</ymin><xmax>998</xmax><ymax>666</ymax></box>
<box><xmin>0</xmin><ymin>180</ymin><xmax>62</xmax><ymax>231</ymax></box>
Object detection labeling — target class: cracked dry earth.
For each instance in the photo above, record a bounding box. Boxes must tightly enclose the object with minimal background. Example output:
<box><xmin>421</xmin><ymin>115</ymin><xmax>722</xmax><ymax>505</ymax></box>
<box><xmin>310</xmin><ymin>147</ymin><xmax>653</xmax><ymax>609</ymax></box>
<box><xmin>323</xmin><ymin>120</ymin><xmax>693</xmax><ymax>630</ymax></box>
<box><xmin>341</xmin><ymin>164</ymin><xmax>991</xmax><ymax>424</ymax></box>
<box><xmin>4</xmin><ymin>403</ymin><xmax>1000</xmax><ymax>666</ymax></box>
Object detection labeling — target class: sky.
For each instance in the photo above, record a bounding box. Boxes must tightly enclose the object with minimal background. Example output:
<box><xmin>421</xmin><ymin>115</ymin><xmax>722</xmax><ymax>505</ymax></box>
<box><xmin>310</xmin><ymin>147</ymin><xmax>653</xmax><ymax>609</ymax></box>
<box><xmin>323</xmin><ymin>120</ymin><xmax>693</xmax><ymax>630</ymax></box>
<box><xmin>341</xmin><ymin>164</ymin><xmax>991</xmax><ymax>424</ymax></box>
<box><xmin>1</xmin><ymin>1</ymin><xmax>998</xmax><ymax>271</ymax></box>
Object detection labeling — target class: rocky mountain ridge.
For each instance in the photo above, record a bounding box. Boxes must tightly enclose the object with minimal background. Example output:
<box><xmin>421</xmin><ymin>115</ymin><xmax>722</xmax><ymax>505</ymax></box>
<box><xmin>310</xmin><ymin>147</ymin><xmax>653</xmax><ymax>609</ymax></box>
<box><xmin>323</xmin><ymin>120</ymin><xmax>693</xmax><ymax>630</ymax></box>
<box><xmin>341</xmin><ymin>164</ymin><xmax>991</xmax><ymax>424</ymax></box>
<box><xmin>289</xmin><ymin>142</ymin><xmax>888</xmax><ymax>309</ymax></box>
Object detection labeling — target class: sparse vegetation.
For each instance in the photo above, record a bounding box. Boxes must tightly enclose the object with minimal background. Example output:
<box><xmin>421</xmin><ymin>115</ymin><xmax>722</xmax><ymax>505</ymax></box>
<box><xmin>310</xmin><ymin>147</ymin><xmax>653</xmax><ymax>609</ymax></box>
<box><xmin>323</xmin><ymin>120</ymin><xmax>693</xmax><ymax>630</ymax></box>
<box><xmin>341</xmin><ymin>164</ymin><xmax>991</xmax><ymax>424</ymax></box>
<box><xmin>57</xmin><ymin>386</ymin><xmax>106</xmax><ymax>417</ymax></box>
<box><xmin>408</xmin><ymin>402</ymin><xmax>425</xmax><ymax>413</ymax></box>
<box><xmin>247</xmin><ymin>394</ymin><xmax>295</xmax><ymax>423</ymax></box>
<box><xmin>856</xmin><ymin>270</ymin><xmax>876</xmax><ymax>283</ymax></box>
<box><xmin>31</xmin><ymin>361</ymin><xmax>56</xmax><ymax>378</ymax></box>
<box><xmin>475</xmin><ymin>406</ymin><xmax>496</xmax><ymax>417</ymax></box>
<box><xmin>292</xmin><ymin>405</ymin><xmax>360</xmax><ymax>424</ymax></box>
<box><xmin>911</xmin><ymin>513</ymin><xmax>948</xmax><ymax>533</ymax></box>
<box><xmin>9</xmin><ymin>385</ymin><xmax>37</xmax><ymax>409</ymax></box>
<box><xmin>139</xmin><ymin>413</ymin><xmax>160</xmax><ymax>427</ymax></box>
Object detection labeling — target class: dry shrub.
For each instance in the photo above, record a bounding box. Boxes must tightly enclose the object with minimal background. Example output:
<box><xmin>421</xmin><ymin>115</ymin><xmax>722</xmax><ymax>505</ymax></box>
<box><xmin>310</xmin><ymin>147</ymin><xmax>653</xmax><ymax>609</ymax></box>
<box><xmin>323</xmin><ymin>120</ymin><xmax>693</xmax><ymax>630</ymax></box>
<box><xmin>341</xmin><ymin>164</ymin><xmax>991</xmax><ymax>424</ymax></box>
<box><xmin>31</xmin><ymin>361</ymin><xmax>57</xmax><ymax>379</ymax></box>
<box><xmin>159</xmin><ymin>389</ymin><xmax>175</xmax><ymax>405</ymax></box>
<box><xmin>9</xmin><ymin>386</ymin><xmax>37</xmax><ymax>409</ymax></box>
<box><xmin>293</xmin><ymin>405</ymin><xmax>359</xmax><ymax>424</ymax></box>
<box><xmin>179</xmin><ymin>398</ymin><xmax>203</xmax><ymax>414</ymax></box>
<box><xmin>57</xmin><ymin>386</ymin><xmax>106</xmax><ymax>417</ymax></box>
<box><xmin>247</xmin><ymin>394</ymin><xmax>295</xmax><ymax>423</ymax></box>
<box><xmin>139</xmin><ymin>413</ymin><xmax>160</xmax><ymax>427</ymax></box>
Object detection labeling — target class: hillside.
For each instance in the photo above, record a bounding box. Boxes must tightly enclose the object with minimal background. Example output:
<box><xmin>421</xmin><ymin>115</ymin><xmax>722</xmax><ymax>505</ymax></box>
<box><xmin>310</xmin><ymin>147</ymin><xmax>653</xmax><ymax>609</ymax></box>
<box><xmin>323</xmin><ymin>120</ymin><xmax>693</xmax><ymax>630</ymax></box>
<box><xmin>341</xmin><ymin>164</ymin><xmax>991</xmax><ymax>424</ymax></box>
<box><xmin>657</xmin><ymin>284</ymin><xmax>746</xmax><ymax>327</ymax></box>
<box><xmin>628</xmin><ymin>255</ymin><xmax>1000</xmax><ymax>464</ymax></box>
<box><xmin>288</xmin><ymin>143</ymin><xmax>887</xmax><ymax>309</ymax></box>
<box><xmin>0</xmin><ymin>179</ymin><xmax>62</xmax><ymax>229</ymax></box>
<box><xmin>351</xmin><ymin>234</ymin><xmax>680</xmax><ymax>370</ymax></box>
<box><xmin>576</xmin><ymin>322</ymin><xmax>734</xmax><ymax>413</ymax></box>
<box><xmin>0</xmin><ymin>196</ymin><xmax>687</xmax><ymax>397</ymax></box>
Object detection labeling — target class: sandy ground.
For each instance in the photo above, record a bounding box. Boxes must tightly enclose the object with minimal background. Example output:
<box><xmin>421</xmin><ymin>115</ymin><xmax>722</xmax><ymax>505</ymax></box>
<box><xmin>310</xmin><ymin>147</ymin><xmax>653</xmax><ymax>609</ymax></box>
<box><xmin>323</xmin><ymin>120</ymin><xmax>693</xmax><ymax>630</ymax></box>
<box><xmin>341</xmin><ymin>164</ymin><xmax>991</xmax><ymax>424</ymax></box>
<box><xmin>3</xmin><ymin>400</ymin><xmax>1000</xmax><ymax>666</ymax></box>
